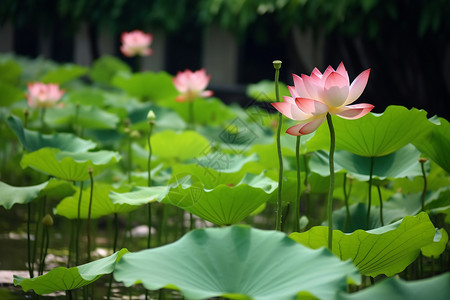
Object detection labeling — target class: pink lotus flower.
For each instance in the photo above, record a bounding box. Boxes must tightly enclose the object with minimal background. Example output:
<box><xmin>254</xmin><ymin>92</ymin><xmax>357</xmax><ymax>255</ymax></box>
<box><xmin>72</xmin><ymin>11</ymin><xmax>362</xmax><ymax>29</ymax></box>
<box><xmin>173</xmin><ymin>69</ymin><xmax>213</xmax><ymax>102</ymax></box>
<box><xmin>120</xmin><ymin>30</ymin><xmax>153</xmax><ymax>57</ymax></box>
<box><xmin>272</xmin><ymin>62</ymin><xmax>374</xmax><ymax>136</ymax></box>
<box><xmin>26</xmin><ymin>82</ymin><xmax>65</xmax><ymax>108</ymax></box>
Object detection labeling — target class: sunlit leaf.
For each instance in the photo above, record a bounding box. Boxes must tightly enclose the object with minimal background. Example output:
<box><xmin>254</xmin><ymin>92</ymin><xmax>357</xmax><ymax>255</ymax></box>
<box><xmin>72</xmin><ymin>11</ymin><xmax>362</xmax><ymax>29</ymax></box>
<box><xmin>162</xmin><ymin>173</ymin><xmax>277</xmax><ymax>225</ymax></box>
<box><xmin>46</xmin><ymin>104</ymin><xmax>119</xmax><ymax>129</ymax></box>
<box><xmin>7</xmin><ymin>115</ymin><xmax>96</xmax><ymax>152</ymax></box>
<box><xmin>290</xmin><ymin>212</ymin><xmax>436</xmax><ymax>277</ymax></box>
<box><xmin>65</xmin><ymin>87</ymin><xmax>106</xmax><ymax>107</ymax></box>
<box><xmin>14</xmin><ymin>249</ymin><xmax>128</xmax><ymax>295</ymax></box>
<box><xmin>336</xmin><ymin>272</ymin><xmax>450</xmax><ymax>300</ymax></box>
<box><xmin>109</xmin><ymin>186</ymin><xmax>169</xmax><ymax>206</ymax></box>
<box><xmin>413</xmin><ymin>118</ymin><xmax>450</xmax><ymax>173</ymax></box>
<box><xmin>114</xmin><ymin>226</ymin><xmax>359</xmax><ymax>300</ymax></box>
<box><xmin>421</xmin><ymin>228</ymin><xmax>448</xmax><ymax>258</ymax></box>
<box><xmin>20</xmin><ymin>148</ymin><xmax>121</xmax><ymax>181</ymax></box>
<box><xmin>306</xmin><ymin>106</ymin><xmax>433</xmax><ymax>157</ymax></box>
<box><xmin>40</xmin><ymin>64</ymin><xmax>88</xmax><ymax>85</ymax></box>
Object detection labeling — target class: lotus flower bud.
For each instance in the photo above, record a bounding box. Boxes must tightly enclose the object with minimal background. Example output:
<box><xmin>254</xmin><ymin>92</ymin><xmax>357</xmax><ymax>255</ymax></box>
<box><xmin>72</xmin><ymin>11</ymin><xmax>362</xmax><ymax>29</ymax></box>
<box><xmin>130</xmin><ymin>130</ymin><xmax>141</xmax><ymax>139</ymax></box>
<box><xmin>42</xmin><ymin>214</ymin><xmax>54</xmax><ymax>227</ymax></box>
<box><xmin>418</xmin><ymin>157</ymin><xmax>428</xmax><ymax>164</ymax></box>
<box><xmin>272</xmin><ymin>60</ymin><xmax>282</xmax><ymax>70</ymax></box>
<box><xmin>147</xmin><ymin>110</ymin><xmax>156</xmax><ymax>124</ymax></box>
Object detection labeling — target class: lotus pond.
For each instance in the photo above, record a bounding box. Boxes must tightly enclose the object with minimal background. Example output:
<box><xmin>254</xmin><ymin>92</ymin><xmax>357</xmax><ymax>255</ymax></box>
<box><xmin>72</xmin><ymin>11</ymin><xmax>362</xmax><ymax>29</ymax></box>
<box><xmin>0</xmin><ymin>53</ymin><xmax>449</xmax><ymax>300</ymax></box>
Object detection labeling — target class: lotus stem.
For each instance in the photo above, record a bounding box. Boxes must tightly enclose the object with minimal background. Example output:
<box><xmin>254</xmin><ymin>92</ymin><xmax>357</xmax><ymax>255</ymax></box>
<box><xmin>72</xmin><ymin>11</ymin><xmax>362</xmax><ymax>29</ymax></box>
<box><xmin>419</xmin><ymin>158</ymin><xmax>428</xmax><ymax>211</ymax></box>
<box><xmin>343</xmin><ymin>173</ymin><xmax>353</xmax><ymax>232</ymax></box>
<box><xmin>366</xmin><ymin>157</ymin><xmax>375</xmax><ymax>229</ymax></box>
<box><xmin>32</xmin><ymin>197</ymin><xmax>45</xmax><ymax>278</ymax></box>
<box><xmin>107</xmin><ymin>213</ymin><xmax>119</xmax><ymax>300</ymax></box>
<box><xmin>87</xmin><ymin>167</ymin><xmax>94</xmax><ymax>262</ymax></box>
<box><xmin>37</xmin><ymin>200</ymin><xmax>47</xmax><ymax>276</ymax></box>
<box><xmin>188</xmin><ymin>101</ymin><xmax>195</xmax><ymax>129</ymax></box>
<box><xmin>294</xmin><ymin>135</ymin><xmax>301</xmax><ymax>232</ymax></box>
<box><xmin>190</xmin><ymin>213</ymin><xmax>194</xmax><ymax>230</ymax></box>
<box><xmin>27</xmin><ymin>202</ymin><xmax>33</xmax><ymax>278</ymax></box>
<box><xmin>377</xmin><ymin>185</ymin><xmax>384</xmax><ymax>226</ymax></box>
<box><xmin>127</xmin><ymin>130</ymin><xmax>132</xmax><ymax>184</ymax></box>
<box><xmin>75</xmin><ymin>181</ymin><xmax>84</xmax><ymax>266</ymax></box>
<box><xmin>147</xmin><ymin>119</ymin><xmax>154</xmax><ymax>249</ymax></box>
<box><xmin>326</xmin><ymin>113</ymin><xmax>335</xmax><ymax>250</ymax></box>
<box><xmin>273</xmin><ymin>60</ymin><xmax>284</xmax><ymax>231</ymax></box>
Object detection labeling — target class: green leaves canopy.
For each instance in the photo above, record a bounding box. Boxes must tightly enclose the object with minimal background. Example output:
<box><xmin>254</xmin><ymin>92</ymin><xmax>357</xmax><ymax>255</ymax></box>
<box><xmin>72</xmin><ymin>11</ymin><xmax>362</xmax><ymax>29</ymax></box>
<box><xmin>114</xmin><ymin>225</ymin><xmax>359</xmax><ymax>300</ymax></box>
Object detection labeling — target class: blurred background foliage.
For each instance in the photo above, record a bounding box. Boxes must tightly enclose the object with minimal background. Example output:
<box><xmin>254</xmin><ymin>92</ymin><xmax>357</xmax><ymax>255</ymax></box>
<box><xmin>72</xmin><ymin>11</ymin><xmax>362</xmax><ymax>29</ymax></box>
<box><xmin>0</xmin><ymin>0</ymin><xmax>449</xmax><ymax>117</ymax></box>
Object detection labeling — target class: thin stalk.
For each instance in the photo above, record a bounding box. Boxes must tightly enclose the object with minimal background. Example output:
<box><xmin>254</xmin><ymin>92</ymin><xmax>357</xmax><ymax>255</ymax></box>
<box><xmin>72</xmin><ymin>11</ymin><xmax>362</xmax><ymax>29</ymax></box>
<box><xmin>147</xmin><ymin>120</ymin><xmax>154</xmax><ymax>250</ymax></box>
<box><xmin>188</xmin><ymin>101</ymin><xmax>194</xmax><ymax>129</ymax></box>
<box><xmin>75</xmin><ymin>181</ymin><xmax>84</xmax><ymax>266</ymax></box>
<box><xmin>366</xmin><ymin>157</ymin><xmax>375</xmax><ymax>229</ymax></box>
<box><xmin>107</xmin><ymin>213</ymin><xmax>120</xmax><ymax>300</ymax></box>
<box><xmin>294</xmin><ymin>135</ymin><xmax>301</xmax><ymax>232</ymax></box>
<box><xmin>27</xmin><ymin>203</ymin><xmax>33</xmax><ymax>278</ymax></box>
<box><xmin>377</xmin><ymin>185</ymin><xmax>384</xmax><ymax>226</ymax></box>
<box><xmin>273</xmin><ymin>60</ymin><xmax>283</xmax><ymax>231</ymax></box>
<box><xmin>87</xmin><ymin>168</ymin><xmax>94</xmax><ymax>262</ymax></box>
<box><xmin>326</xmin><ymin>113</ymin><xmax>335</xmax><ymax>250</ymax></box>
<box><xmin>37</xmin><ymin>199</ymin><xmax>47</xmax><ymax>276</ymax></box>
<box><xmin>420</xmin><ymin>158</ymin><xmax>428</xmax><ymax>211</ymax></box>
<box><xmin>39</xmin><ymin>227</ymin><xmax>49</xmax><ymax>275</ymax></box>
<box><xmin>343</xmin><ymin>174</ymin><xmax>353</xmax><ymax>232</ymax></box>
<box><xmin>66</xmin><ymin>290</ymin><xmax>73</xmax><ymax>300</ymax></box>
<box><xmin>32</xmin><ymin>199</ymin><xmax>43</xmax><ymax>280</ymax></box>
<box><xmin>190</xmin><ymin>213</ymin><xmax>194</xmax><ymax>230</ymax></box>
<box><xmin>127</xmin><ymin>132</ymin><xmax>132</xmax><ymax>184</ymax></box>
<box><xmin>67</xmin><ymin>220</ymin><xmax>74</xmax><ymax>267</ymax></box>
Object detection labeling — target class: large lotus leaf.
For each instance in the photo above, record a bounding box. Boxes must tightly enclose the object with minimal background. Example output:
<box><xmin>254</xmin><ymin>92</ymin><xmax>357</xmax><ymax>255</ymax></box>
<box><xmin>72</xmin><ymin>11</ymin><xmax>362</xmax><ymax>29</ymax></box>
<box><xmin>90</xmin><ymin>55</ymin><xmax>132</xmax><ymax>85</ymax></box>
<box><xmin>0</xmin><ymin>81</ymin><xmax>24</xmax><ymax>106</ymax></box>
<box><xmin>309</xmin><ymin>144</ymin><xmax>423</xmax><ymax>181</ymax></box>
<box><xmin>421</xmin><ymin>228</ymin><xmax>448</xmax><ymax>258</ymax></box>
<box><xmin>7</xmin><ymin>115</ymin><xmax>96</xmax><ymax>152</ymax></box>
<box><xmin>306</xmin><ymin>106</ymin><xmax>433</xmax><ymax>157</ymax></box>
<box><xmin>290</xmin><ymin>212</ymin><xmax>436</xmax><ymax>277</ymax></box>
<box><xmin>170</xmin><ymin>152</ymin><xmax>262</xmax><ymax>188</ymax></box>
<box><xmin>46</xmin><ymin>104</ymin><xmax>119</xmax><ymax>129</ymax></box>
<box><xmin>40</xmin><ymin>64</ymin><xmax>88</xmax><ymax>85</ymax></box>
<box><xmin>109</xmin><ymin>186</ymin><xmax>169</xmax><ymax>206</ymax></box>
<box><xmin>20</xmin><ymin>148</ymin><xmax>121</xmax><ymax>181</ymax></box>
<box><xmin>162</xmin><ymin>173</ymin><xmax>277</xmax><ymax>225</ymax></box>
<box><xmin>152</xmin><ymin>130</ymin><xmax>211</xmax><ymax>162</ymax></box>
<box><xmin>55</xmin><ymin>183</ymin><xmax>136</xmax><ymax>219</ymax></box>
<box><xmin>112</xmin><ymin>71</ymin><xmax>178</xmax><ymax>101</ymax></box>
<box><xmin>246</xmin><ymin>80</ymin><xmax>290</xmax><ymax>102</ymax></box>
<box><xmin>337</xmin><ymin>272</ymin><xmax>450</xmax><ymax>300</ymax></box>
<box><xmin>0</xmin><ymin>59</ymin><xmax>22</xmax><ymax>84</ymax></box>
<box><xmin>14</xmin><ymin>249</ymin><xmax>128</xmax><ymax>295</ymax></box>
<box><xmin>65</xmin><ymin>87</ymin><xmax>106</xmax><ymax>107</ymax></box>
<box><xmin>161</xmin><ymin>97</ymin><xmax>236</xmax><ymax>126</ymax></box>
<box><xmin>0</xmin><ymin>179</ymin><xmax>75</xmax><ymax>209</ymax></box>
<box><xmin>114</xmin><ymin>225</ymin><xmax>359</xmax><ymax>300</ymax></box>
<box><xmin>413</xmin><ymin>118</ymin><xmax>450</xmax><ymax>173</ymax></box>
<box><xmin>393</xmin><ymin>161</ymin><xmax>450</xmax><ymax>193</ymax></box>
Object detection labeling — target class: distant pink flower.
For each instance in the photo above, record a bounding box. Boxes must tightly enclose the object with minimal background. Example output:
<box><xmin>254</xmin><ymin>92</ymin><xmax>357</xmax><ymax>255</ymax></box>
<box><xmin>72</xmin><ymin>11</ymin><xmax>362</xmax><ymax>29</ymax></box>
<box><xmin>120</xmin><ymin>30</ymin><xmax>153</xmax><ymax>57</ymax></box>
<box><xmin>272</xmin><ymin>62</ymin><xmax>374</xmax><ymax>136</ymax></box>
<box><xmin>26</xmin><ymin>82</ymin><xmax>65</xmax><ymax>108</ymax></box>
<box><xmin>173</xmin><ymin>69</ymin><xmax>213</xmax><ymax>102</ymax></box>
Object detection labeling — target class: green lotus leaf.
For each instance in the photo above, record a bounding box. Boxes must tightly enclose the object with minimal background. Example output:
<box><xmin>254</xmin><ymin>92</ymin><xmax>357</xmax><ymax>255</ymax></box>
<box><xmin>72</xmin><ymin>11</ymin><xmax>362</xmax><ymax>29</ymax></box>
<box><xmin>56</xmin><ymin>182</ymin><xmax>136</xmax><ymax>219</ymax></box>
<box><xmin>152</xmin><ymin>130</ymin><xmax>211</xmax><ymax>162</ymax></box>
<box><xmin>14</xmin><ymin>248</ymin><xmax>128</xmax><ymax>295</ymax></box>
<box><xmin>421</xmin><ymin>228</ymin><xmax>448</xmax><ymax>258</ymax></box>
<box><xmin>65</xmin><ymin>87</ymin><xmax>106</xmax><ymax>106</ymax></box>
<box><xmin>309</xmin><ymin>144</ymin><xmax>423</xmax><ymax>181</ymax></box>
<box><xmin>0</xmin><ymin>59</ymin><xmax>22</xmax><ymax>84</ymax></box>
<box><xmin>290</xmin><ymin>212</ymin><xmax>436</xmax><ymax>277</ymax></box>
<box><xmin>40</xmin><ymin>64</ymin><xmax>88</xmax><ymax>85</ymax></box>
<box><xmin>109</xmin><ymin>186</ymin><xmax>169</xmax><ymax>206</ymax></box>
<box><xmin>0</xmin><ymin>181</ymin><xmax>48</xmax><ymax>209</ymax></box>
<box><xmin>161</xmin><ymin>97</ymin><xmax>236</xmax><ymax>126</ymax></box>
<box><xmin>126</xmin><ymin>101</ymin><xmax>185</xmax><ymax>131</ymax></box>
<box><xmin>90</xmin><ymin>55</ymin><xmax>131</xmax><ymax>85</ymax></box>
<box><xmin>0</xmin><ymin>81</ymin><xmax>24</xmax><ymax>106</ymax></box>
<box><xmin>171</xmin><ymin>152</ymin><xmax>261</xmax><ymax>188</ymax></box>
<box><xmin>114</xmin><ymin>226</ymin><xmax>359</xmax><ymax>300</ymax></box>
<box><xmin>0</xmin><ymin>179</ymin><xmax>75</xmax><ymax>209</ymax></box>
<box><xmin>336</xmin><ymin>272</ymin><xmax>450</xmax><ymax>300</ymax></box>
<box><xmin>162</xmin><ymin>173</ymin><xmax>277</xmax><ymax>225</ymax></box>
<box><xmin>7</xmin><ymin>115</ymin><xmax>96</xmax><ymax>152</ymax></box>
<box><xmin>393</xmin><ymin>161</ymin><xmax>450</xmax><ymax>193</ymax></box>
<box><xmin>20</xmin><ymin>148</ymin><xmax>121</xmax><ymax>181</ymax></box>
<box><xmin>306</xmin><ymin>106</ymin><xmax>433</xmax><ymax>157</ymax></box>
<box><xmin>111</xmin><ymin>71</ymin><xmax>178</xmax><ymax>101</ymax></box>
<box><xmin>246</xmin><ymin>80</ymin><xmax>290</xmax><ymax>102</ymax></box>
<box><xmin>46</xmin><ymin>104</ymin><xmax>119</xmax><ymax>129</ymax></box>
<box><xmin>413</xmin><ymin>118</ymin><xmax>450</xmax><ymax>173</ymax></box>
